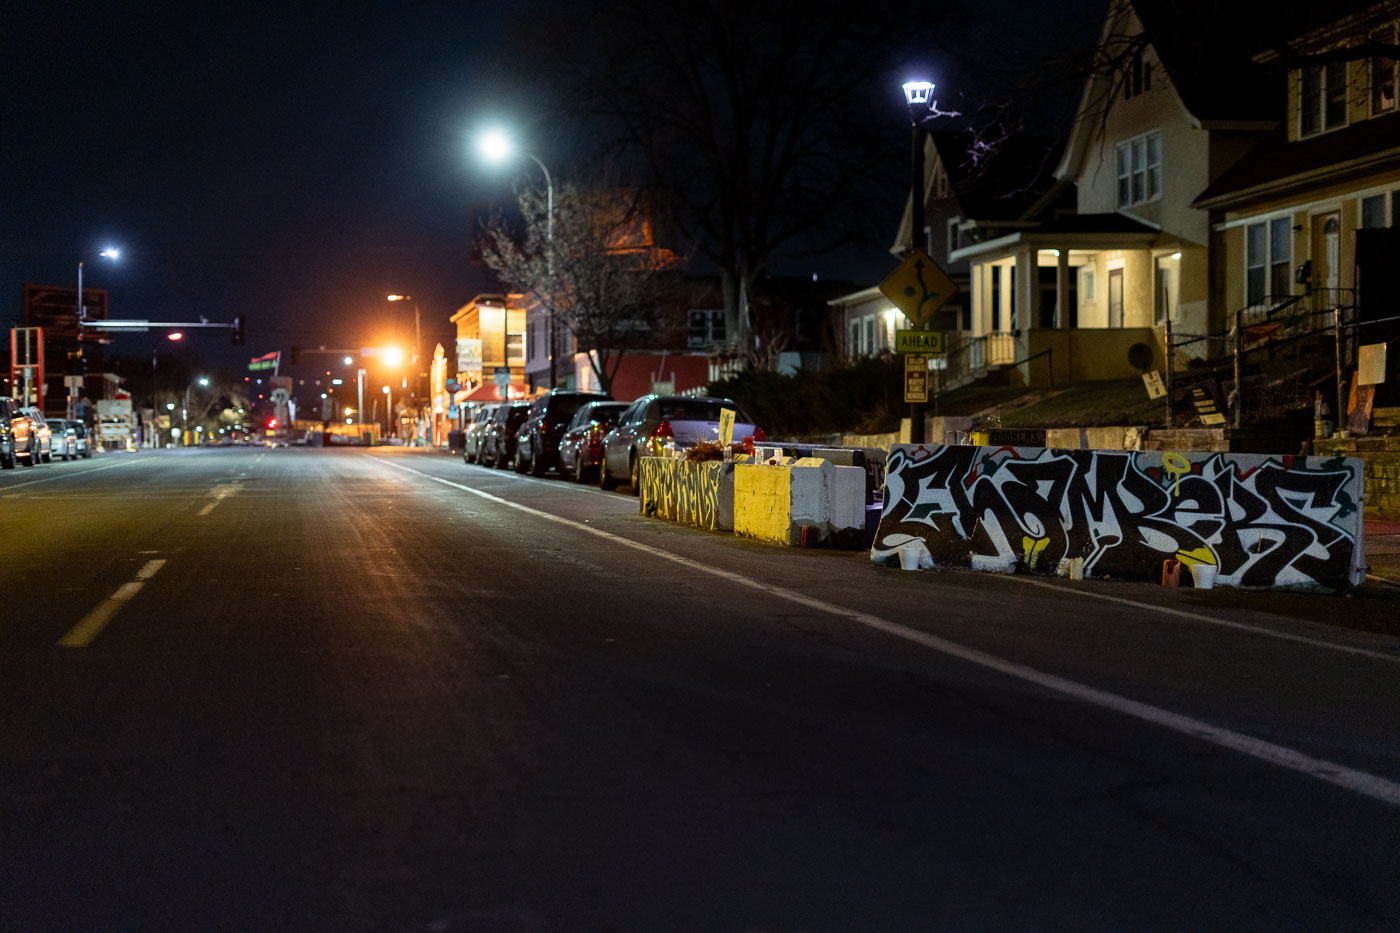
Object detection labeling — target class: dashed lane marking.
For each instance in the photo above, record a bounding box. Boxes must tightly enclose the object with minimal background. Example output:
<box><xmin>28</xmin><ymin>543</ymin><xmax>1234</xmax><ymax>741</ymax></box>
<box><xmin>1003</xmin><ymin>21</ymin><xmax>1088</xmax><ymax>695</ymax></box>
<box><xmin>58</xmin><ymin>559</ymin><xmax>167</xmax><ymax>648</ymax></box>
<box><xmin>371</xmin><ymin>456</ymin><xmax>1400</xmax><ymax>809</ymax></box>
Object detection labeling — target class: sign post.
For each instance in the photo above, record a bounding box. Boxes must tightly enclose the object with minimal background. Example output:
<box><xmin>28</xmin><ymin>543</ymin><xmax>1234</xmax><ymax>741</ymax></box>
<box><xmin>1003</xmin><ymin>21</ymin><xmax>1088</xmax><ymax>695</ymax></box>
<box><xmin>880</xmin><ymin>248</ymin><xmax>958</xmax><ymax>444</ymax></box>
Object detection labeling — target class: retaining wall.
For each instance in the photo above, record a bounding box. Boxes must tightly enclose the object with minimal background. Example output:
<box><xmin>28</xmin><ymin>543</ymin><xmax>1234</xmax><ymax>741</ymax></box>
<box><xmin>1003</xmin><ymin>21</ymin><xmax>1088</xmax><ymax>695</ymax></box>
<box><xmin>872</xmin><ymin>443</ymin><xmax>1366</xmax><ymax>590</ymax></box>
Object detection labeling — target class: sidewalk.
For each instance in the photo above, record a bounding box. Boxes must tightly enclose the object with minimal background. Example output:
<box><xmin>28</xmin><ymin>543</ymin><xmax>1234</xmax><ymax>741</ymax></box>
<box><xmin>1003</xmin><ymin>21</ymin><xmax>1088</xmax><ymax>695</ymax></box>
<box><xmin>1364</xmin><ymin>518</ymin><xmax>1400</xmax><ymax>588</ymax></box>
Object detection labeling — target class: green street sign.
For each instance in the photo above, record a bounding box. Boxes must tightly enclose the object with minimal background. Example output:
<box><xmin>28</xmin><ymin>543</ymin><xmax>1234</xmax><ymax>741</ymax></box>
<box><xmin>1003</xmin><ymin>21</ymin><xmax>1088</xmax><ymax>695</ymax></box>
<box><xmin>894</xmin><ymin>329</ymin><xmax>945</xmax><ymax>356</ymax></box>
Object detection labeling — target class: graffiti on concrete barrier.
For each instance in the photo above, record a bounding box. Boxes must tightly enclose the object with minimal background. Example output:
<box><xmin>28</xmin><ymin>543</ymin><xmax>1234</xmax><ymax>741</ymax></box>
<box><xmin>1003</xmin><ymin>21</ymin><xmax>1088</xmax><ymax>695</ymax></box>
<box><xmin>640</xmin><ymin>457</ymin><xmax>728</xmax><ymax>531</ymax></box>
<box><xmin>872</xmin><ymin>444</ymin><xmax>1364</xmax><ymax>589</ymax></box>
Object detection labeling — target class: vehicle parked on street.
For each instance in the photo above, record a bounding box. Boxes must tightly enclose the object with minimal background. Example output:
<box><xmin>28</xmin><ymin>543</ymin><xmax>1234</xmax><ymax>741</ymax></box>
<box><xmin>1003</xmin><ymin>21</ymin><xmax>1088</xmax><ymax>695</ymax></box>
<box><xmin>66</xmin><ymin>420</ymin><xmax>93</xmax><ymax>458</ymax></box>
<box><xmin>20</xmin><ymin>407</ymin><xmax>52</xmax><ymax>463</ymax></box>
<box><xmin>479</xmin><ymin>401</ymin><xmax>529</xmax><ymax>469</ymax></box>
<box><xmin>46</xmin><ymin>419</ymin><xmax>77</xmax><ymax>461</ymax></box>
<box><xmin>0</xmin><ymin>401</ymin><xmax>16</xmax><ymax>469</ymax></box>
<box><xmin>512</xmin><ymin>389</ymin><xmax>612</xmax><ymax>476</ymax></box>
<box><xmin>462</xmin><ymin>404</ymin><xmax>499</xmax><ymax>464</ymax></box>
<box><xmin>598</xmin><ymin>395</ymin><xmax>763</xmax><ymax>493</ymax></box>
<box><xmin>1</xmin><ymin>399</ymin><xmax>38</xmax><ymax>467</ymax></box>
<box><xmin>556</xmin><ymin>400</ymin><xmax>628</xmax><ymax>483</ymax></box>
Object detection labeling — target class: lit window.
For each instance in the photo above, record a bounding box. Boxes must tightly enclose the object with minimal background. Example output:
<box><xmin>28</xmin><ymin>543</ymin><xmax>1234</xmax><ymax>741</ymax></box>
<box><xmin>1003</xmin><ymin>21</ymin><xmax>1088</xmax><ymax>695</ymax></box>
<box><xmin>1116</xmin><ymin>131</ymin><xmax>1161</xmax><ymax>207</ymax></box>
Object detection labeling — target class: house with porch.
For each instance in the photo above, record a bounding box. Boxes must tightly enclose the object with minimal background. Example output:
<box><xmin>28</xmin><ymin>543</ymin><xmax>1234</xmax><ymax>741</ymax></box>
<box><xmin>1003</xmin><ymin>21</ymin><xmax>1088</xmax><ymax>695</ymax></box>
<box><xmin>1193</xmin><ymin>1</ymin><xmax>1400</xmax><ymax>423</ymax></box>
<box><xmin>946</xmin><ymin>0</ymin><xmax>1292</xmax><ymax>389</ymax></box>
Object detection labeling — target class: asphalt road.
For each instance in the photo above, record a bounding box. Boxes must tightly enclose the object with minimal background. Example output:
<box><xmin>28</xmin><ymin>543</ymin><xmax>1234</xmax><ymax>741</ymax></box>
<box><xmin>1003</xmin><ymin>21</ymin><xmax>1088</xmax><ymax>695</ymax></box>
<box><xmin>2</xmin><ymin>447</ymin><xmax>1398</xmax><ymax>931</ymax></box>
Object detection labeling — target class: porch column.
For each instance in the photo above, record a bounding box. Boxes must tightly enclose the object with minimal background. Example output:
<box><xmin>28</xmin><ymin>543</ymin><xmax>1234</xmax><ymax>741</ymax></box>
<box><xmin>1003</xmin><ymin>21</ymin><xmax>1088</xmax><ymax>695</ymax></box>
<box><xmin>1057</xmin><ymin>249</ymin><xmax>1071</xmax><ymax>329</ymax></box>
<box><xmin>1021</xmin><ymin>245</ymin><xmax>1039</xmax><ymax>332</ymax></box>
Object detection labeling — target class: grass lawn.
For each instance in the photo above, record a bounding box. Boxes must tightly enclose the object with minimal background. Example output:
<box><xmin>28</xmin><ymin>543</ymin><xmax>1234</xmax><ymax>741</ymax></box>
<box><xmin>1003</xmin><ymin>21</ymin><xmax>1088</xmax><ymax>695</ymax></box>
<box><xmin>990</xmin><ymin>377</ymin><xmax>1164</xmax><ymax>428</ymax></box>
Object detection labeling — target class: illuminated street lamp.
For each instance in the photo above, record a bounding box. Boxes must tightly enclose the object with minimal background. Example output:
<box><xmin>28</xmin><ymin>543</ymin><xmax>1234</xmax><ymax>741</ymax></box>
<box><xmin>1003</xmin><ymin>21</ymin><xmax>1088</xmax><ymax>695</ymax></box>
<box><xmin>73</xmin><ymin>247</ymin><xmax>120</xmax><ymax>418</ymax></box>
<box><xmin>184</xmin><ymin>377</ymin><xmax>208</xmax><ymax>447</ymax></box>
<box><xmin>902</xmin><ymin>79</ymin><xmax>936</xmax><ymax>445</ymax></box>
<box><xmin>477</xmin><ymin>128</ymin><xmax>557</xmax><ymax>387</ymax></box>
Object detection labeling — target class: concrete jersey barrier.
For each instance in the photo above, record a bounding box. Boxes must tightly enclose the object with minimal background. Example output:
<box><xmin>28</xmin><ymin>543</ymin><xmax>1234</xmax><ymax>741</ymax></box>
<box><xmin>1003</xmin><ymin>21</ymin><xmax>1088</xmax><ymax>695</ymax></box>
<box><xmin>872</xmin><ymin>443</ymin><xmax>1366</xmax><ymax>590</ymax></box>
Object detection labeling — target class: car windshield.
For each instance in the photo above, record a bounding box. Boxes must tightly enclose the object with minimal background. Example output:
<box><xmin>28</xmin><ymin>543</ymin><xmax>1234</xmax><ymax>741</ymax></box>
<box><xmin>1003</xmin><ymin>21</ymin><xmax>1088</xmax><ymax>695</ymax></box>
<box><xmin>658</xmin><ymin>400</ymin><xmax>751</xmax><ymax>423</ymax></box>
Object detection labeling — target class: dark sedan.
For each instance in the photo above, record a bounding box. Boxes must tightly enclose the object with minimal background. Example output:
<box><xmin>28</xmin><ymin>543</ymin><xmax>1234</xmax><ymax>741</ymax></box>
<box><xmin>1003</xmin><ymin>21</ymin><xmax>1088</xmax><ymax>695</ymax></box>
<box><xmin>479</xmin><ymin>401</ymin><xmax>529</xmax><ymax>469</ymax></box>
<box><xmin>512</xmin><ymin>389</ymin><xmax>612</xmax><ymax>476</ymax></box>
<box><xmin>555</xmin><ymin>400</ymin><xmax>629</xmax><ymax>483</ymax></box>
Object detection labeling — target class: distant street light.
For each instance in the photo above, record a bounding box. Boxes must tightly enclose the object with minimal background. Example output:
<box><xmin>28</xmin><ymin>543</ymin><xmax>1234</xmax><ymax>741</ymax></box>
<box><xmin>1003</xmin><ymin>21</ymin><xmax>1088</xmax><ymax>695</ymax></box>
<box><xmin>73</xmin><ymin>247</ymin><xmax>120</xmax><ymax>418</ymax></box>
<box><xmin>184</xmin><ymin>377</ymin><xmax>209</xmax><ymax>447</ymax></box>
<box><xmin>902</xmin><ymin>79</ymin><xmax>936</xmax><ymax>446</ymax></box>
<box><xmin>476</xmin><ymin>128</ymin><xmax>557</xmax><ymax>388</ymax></box>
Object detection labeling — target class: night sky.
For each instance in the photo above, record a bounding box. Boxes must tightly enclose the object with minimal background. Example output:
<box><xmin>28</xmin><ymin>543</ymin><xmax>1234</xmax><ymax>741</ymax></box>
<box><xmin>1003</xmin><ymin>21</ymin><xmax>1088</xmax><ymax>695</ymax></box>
<box><xmin>2</xmin><ymin>1</ymin><xmax>1098</xmax><ymax>381</ymax></box>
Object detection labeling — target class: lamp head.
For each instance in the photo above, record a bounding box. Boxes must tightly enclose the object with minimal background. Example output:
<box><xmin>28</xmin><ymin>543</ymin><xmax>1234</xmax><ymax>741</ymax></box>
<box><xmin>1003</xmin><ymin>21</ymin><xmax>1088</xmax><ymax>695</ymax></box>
<box><xmin>477</xmin><ymin>128</ymin><xmax>513</xmax><ymax>165</ymax></box>
<box><xmin>386</xmin><ymin>294</ymin><xmax>410</xmax><ymax>302</ymax></box>
<box><xmin>99</xmin><ymin>247</ymin><xmax>121</xmax><ymax>260</ymax></box>
<box><xmin>902</xmin><ymin>80</ymin><xmax>935</xmax><ymax>106</ymax></box>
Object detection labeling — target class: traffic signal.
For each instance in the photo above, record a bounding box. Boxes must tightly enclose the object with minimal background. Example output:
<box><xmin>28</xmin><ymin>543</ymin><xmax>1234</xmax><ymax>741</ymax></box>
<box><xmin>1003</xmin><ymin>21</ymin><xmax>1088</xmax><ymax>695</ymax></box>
<box><xmin>291</xmin><ymin>345</ymin><xmax>302</xmax><ymax>364</ymax></box>
<box><xmin>266</xmin><ymin>417</ymin><xmax>279</xmax><ymax>430</ymax></box>
<box><xmin>231</xmin><ymin>315</ymin><xmax>245</xmax><ymax>346</ymax></box>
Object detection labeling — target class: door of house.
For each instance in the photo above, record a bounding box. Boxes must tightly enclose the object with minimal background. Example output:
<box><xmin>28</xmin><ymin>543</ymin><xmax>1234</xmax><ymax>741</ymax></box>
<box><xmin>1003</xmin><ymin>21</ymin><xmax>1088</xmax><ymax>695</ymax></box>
<box><xmin>1314</xmin><ymin>213</ymin><xmax>1341</xmax><ymax>291</ymax></box>
<box><xmin>1108</xmin><ymin>268</ymin><xmax>1124</xmax><ymax>327</ymax></box>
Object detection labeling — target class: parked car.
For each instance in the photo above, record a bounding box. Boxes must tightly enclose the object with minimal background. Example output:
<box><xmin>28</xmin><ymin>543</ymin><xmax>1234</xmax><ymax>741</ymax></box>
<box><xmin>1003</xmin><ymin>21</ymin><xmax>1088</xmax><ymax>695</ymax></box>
<box><xmin>20</xmin><ymin>406</ymin><xmax>52</xmax><ymax>463</ymax></box>
<box><xmin>512</xmin><ymin>389</ymin><xmax>612</xmax><ymax>476</ymax></box>
<box><xmin>1</xmin><ymin>399</ymin><xmax>38</xmax><ymax>467</ymax></box>
<box><xmin>46</xmin><ymin>419</ymin><xmax>77</xmax><ymax>461</ymax></box>
<box><xmin>479</xmin><ymin>400</ymin><xmax>530</xmax><ymax>469</ymax></box>
<box><xmin>598</xmin><ymin>395</ymin><xmax>764</xmax><ymax>493</ymax></box>
<box><xmin>462</xmin><ymin>404</ymin><xmax>499</xmax><ymax>464</ymax></box>
<box><xmin>556</xmin><ymin>400</ymin><xmax>629</xmax><ymax>483</ymax></box>
<box><xmin>0</xmin><ymin>399</ymin><xmax>17</xmax><ymax>469</ymax></box>
<box><xmin>66</xmin><ymin>420</ymin><xmax>93</xmax><ymax>458</ymax></box>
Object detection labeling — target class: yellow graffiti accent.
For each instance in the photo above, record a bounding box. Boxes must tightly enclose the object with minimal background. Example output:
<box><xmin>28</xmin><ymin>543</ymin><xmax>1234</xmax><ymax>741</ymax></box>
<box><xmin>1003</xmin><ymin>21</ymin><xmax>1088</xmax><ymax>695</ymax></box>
<box><xmin>1022</xmin><ymin>535</ymin><xmax>1049</xmax><ymax>570</ymax></box>
<box><xmin>1175</xmin><ymin>547</ymin><xmax>1217</xmax><ymax>568</ymax></box>
<box><xmin>1162</xmin><ymin>451</ymin><xmax>1191</xmax><ymax>497</ymax></box>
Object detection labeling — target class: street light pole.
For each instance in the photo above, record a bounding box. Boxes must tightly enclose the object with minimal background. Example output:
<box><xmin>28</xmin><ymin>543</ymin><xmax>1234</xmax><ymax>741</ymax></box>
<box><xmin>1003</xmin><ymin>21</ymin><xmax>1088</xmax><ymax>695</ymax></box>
<box><xmin>74</xmin><ymin>248</ymin><xmax>120</xmax><ymax>419</ymax></box>
<box><xmin>477</xmin><ymin>130</ymin><xmax>557</xmax><ymax>388</ymax></box>
<box><xmin>902</xmin><ymin>80</ymin><xmax>935</xmax><ymax>446</ymax></box>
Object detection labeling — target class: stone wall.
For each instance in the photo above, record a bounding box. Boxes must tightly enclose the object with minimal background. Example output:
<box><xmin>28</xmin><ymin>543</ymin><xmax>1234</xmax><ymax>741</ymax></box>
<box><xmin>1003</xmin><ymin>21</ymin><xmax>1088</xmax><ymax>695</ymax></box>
<box><xmin>1315</xmin><ymin>434</ymin><xmax>1400</xmax><ymax>520</ymax></box>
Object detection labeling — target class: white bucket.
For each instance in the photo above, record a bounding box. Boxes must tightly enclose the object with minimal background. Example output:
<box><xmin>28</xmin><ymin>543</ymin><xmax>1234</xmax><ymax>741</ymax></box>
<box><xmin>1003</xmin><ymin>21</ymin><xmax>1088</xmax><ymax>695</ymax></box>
<box><xmin>1190</xmin><ymin>564</ymin><xmax>1217</xmax><ymax>590</ymax></box>
<box><xmin>898</xmin><ymin>545</ymin><xmax>922</xmax><ymax>571</ymax></box>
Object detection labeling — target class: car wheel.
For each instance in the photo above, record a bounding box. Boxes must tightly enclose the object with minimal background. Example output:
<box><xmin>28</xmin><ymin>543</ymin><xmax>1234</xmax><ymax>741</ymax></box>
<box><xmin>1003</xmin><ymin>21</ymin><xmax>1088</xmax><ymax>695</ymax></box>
<box><xmin>628</xmin><ymin>452</ymin><xmax>639</xmax><ymax>495</ymax></box>
<box><xmin>496</xmin><ymin>446</ymin><xmax>510</xmax><ymax>470</ymax></box>
<box><xmin>529</xmin><ymin>446</ymin><xmax>548</xmax><ymax>477</ymax></box>
<box><xmin>1</xmin><ymin>445</ymin><xmax>14</xmax><ymax>469</ymax></box>
<box><xmin>573</xmin><ymin>452</ymin><xmax>586</xmax><ymax>484</ymax></box>
<box><xmin>599</xmin><ymin>454</ymin><xmax>618</xmax><ymax>491</ymax></box>
<box><xmin>513</xmin><ymin>446</ymin><xmax>527</xmax><ymax>473</ymax></box>
<box><xmin>42</xmin><ymin>450</ymin><xmax>52</xmax><ymax>463</ymax></box>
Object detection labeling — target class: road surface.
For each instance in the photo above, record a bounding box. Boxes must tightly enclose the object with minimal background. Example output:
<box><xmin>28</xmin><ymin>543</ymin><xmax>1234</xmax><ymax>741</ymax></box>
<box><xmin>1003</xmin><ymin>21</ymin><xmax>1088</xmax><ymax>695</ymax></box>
<box><xmin>2</xmin><ymin>447</ymin><xmax>1398</xmax><ymax>931</ymax></box>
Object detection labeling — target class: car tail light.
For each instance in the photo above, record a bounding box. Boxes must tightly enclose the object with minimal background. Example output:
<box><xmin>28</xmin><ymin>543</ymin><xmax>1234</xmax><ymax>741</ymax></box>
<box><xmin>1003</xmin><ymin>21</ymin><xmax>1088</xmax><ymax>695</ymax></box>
<box><xmin>587</xmin><ymin>425</ymin><xmax>603</xmax><ymax>454</ymax></box>
<box><xmin>651</xmin><ymin>420</ymin><xmax>673</xmax><ymax>439</ymax></box>
<box><xmin>752</xmin><ymin>426</ymin><xmax>766</xmax><ymax>442</ymax></box>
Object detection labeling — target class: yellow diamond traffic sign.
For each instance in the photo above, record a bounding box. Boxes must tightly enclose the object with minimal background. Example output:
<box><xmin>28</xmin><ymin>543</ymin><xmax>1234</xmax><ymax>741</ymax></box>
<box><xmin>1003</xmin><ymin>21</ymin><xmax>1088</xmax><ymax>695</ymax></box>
<box><xmin>879</xmin><ymin>248</ymin><xmax>959</xmax><ymax>327</ymax></box>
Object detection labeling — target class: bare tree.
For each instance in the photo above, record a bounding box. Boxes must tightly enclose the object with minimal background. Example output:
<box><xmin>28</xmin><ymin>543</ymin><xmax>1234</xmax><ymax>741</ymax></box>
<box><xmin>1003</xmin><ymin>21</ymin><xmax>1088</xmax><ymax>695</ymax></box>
<box><xmin>525</xmin><ymin>0</ymin><xmax>949</xmax><ymax>361</ymax></box>
<box><xmin>481</xmin><ymin>183</ymin><xmax>684</xmax><ymax>396</ymax></box>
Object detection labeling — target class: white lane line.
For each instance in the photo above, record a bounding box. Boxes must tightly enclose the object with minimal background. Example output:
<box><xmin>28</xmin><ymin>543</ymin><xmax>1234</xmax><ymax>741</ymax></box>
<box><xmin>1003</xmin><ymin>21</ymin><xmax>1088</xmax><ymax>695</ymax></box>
<box><xmin>197</xmin><ymin>482</ymin><xmax>241</xmax><ymax>516</ymax></box>
<box><xmin>1003</xmin><ymin>576</ymin><xmax>1400</xmax><ymax>664</ymax></box>
<box><xmin>197</xmin><ymin>502</ymin><xmax>217</xmax><ymax>516</ymax></box>
<box><xmin>373</xmin><ymin>457</ymin><xmax>1400</xmax><ymax>809</ymax></box>
<box><xmin>0</xmin><ymin>458</ymin><xmax>142</xmax><ymax>494</ymax></box>
<box><xmin>58</xmin><ymin>559</ymin><xmax>167</xmax><ymax>648</ymax></box>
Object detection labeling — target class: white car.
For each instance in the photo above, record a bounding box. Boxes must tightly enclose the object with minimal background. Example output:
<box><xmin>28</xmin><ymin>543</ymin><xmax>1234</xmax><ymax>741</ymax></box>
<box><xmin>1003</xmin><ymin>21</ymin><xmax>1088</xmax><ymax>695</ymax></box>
<box><xmin>46</xmin><ymin>419</ymin><xmax>77</xmax><ymax>461</ymax></box>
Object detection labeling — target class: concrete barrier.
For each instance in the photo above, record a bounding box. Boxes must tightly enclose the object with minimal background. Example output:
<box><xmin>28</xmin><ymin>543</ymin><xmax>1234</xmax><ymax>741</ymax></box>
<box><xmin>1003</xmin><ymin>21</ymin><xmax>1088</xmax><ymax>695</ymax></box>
<box><xmin>734</xmin><ymin>457</ymin><xmax>866</xmax><ymax>548</ymax></box>
<box><xmin>872</xmin><ymin>443</ymin><xmax>1366</xmax><ymax>590</ymax></box>
<box><xmin>638</xmin><ymin>457</ymin><xmax>734</xmax><ymax>531</ymax></box>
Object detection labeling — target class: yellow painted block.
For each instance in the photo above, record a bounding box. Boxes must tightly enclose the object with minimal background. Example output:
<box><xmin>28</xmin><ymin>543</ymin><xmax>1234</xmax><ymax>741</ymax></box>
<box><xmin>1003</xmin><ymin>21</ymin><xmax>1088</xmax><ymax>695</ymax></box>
<box><xmin>734</xmin><ymin>463</ymin><xmax>793</xmax><ymax>545</ymax></box>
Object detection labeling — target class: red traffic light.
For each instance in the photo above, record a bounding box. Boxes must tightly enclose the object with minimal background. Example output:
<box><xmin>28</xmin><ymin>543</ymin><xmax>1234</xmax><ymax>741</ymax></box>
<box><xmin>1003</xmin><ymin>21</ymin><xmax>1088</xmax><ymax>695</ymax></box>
<box><xmin>267</xmin><ymin>417</ymin><xmax>279</xmax><ymax>430</ymax></box>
